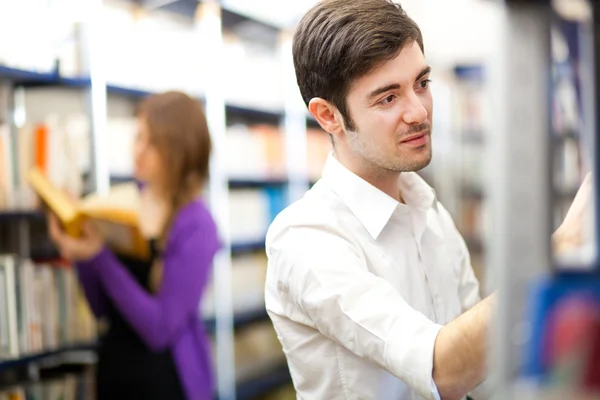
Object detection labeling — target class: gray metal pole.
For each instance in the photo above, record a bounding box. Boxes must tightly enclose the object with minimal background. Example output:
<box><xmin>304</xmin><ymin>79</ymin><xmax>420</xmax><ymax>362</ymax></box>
<box><xmin>195</xmin><ymin>2</ymin><xmax>237</xmax><ymax>399</ymax></box>
<box><xmin>80</xmin><ymin>0</ymin><xmax>109</xmax><ymax>195</ymax></box>
<box><xmin>486</xmin><ymin>1</ymin><xmax>553</xmax><ymax>397</ymax></box>
<box><xmin>592</xmin><ymin>1</ymin><xmax>600</xmax><ymax>254</ymax></box>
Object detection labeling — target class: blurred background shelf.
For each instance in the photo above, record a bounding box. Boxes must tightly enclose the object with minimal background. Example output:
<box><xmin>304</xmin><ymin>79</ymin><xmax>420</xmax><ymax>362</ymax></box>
<box><xmin>0</xmin><ymin>211</ymin><xmax>46</xmax><ymax>221</ymax></box>
<box><xmin>2</xmin><ymin>0</ymin><xmax>593</xmax><ymax>399</ymax></box>
<box><xmin>204</xmin><ymin>307</ymin><xmax>269</xmax><ymax>334</ymax></box>
<box><xmin>0</xmin><ymin>343</ymin><xmax>98</xmax><ymax>373</ymax></box>
<box><xmin>0</xmin><ymin>65</ymin><xmax>56</xmax><ymax>85</ymax></box>
<box><xmin>235</xmin><ymin>363</ymin><xmax>291</xmax><ymax>400</ymax></box>
<box><xmin>228</xmin><ymin>178</ymin><xmax>288</xmax><ymax>189</ymax></box>
<box><xmin>225</xmin><ymin>104</ymin><xmax>283</xmax><ymax>125</ymax></box>
<box><xmin>231</xmin><ymin>239</ymin><xmax>266</xmax><ymax>255</ymax></box>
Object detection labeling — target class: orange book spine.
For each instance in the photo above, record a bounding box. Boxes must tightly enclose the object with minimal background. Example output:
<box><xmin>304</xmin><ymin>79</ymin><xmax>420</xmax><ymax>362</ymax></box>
<box><xmin>34</xmin><ymin>123</ymin><xmax>48</xmax><ymax>174</ymax></box>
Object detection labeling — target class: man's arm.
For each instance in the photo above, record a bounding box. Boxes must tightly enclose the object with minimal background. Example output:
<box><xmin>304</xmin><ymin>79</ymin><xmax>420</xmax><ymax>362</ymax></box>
<box><xmin>269</xmin><ymin>225</ymin><xmax>444</xmax><ymax>399</ymax></box>
<box><xmin>432</xmin><ymin>294</ymin><xmax>495</xmax><ymax>400</ymax></box>
<box><xmin>553</xmin><ymin>172</ymin><xmax>593</xmax><ymax>253</ymax></box>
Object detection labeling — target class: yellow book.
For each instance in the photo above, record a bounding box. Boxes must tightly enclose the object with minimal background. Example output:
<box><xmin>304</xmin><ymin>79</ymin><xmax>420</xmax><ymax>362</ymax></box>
<box><xmin>27</xmin><ymin>167</ymin><xmax>149</xmax><ymax>260</ymax></box>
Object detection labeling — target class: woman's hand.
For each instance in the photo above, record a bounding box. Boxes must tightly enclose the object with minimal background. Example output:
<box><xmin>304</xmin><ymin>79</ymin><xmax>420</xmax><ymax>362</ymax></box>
<box><xmin>553</xmin><ymin>172</ymin><xmax>593</xmax><ymax>254</ymax></box>
<box><xmin>48</xmin><ymin>214</ymin><xmax>105</xmax><ymax>262</ymax></box>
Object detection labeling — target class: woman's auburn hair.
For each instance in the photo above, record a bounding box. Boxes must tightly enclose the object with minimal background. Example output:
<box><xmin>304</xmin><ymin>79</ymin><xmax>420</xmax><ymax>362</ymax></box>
<box><xmin>136</xmin><ymin>91</ymin><xmax>212</xmax><ymax>291</ymax></box>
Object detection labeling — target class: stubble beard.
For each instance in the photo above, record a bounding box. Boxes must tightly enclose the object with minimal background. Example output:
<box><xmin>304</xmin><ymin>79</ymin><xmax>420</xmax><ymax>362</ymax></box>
<box><xmin>346</xmin><ymin>128</ymin><xmax>433</xmax><ymax>174</ymax></box>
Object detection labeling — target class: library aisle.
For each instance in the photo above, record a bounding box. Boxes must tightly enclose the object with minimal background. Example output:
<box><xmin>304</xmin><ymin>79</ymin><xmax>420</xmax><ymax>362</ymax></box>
<box><xmin>0</xmin><ymin>0</ymin><xmax>598</xmax><ymax>399</ymax></box>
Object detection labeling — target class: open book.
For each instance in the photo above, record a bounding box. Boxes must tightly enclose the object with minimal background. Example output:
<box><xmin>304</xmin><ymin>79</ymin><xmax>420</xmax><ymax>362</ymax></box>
<box><xmin>27</xmin><ymin>167</ymin><xmax>149</xmax><ymax>260</ymax></box>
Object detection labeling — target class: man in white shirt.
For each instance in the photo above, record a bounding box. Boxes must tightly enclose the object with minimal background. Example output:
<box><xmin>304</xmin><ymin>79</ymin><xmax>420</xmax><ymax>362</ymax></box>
<box><xmin>264</xmin><ymin>1</ymin><xmax>590</xmax><ymax>399</ymax></box>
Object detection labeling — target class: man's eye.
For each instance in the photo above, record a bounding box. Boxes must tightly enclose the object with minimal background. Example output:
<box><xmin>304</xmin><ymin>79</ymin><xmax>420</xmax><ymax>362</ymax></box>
<box><xmin>381</xmin><ymin>95</ymin><xmax>396</xmax><ymax>105</ymax></box>
<box><xmin>420</xmin><ymin>79</ymin><xmax>432</xmax><ymax>89</ymax></box>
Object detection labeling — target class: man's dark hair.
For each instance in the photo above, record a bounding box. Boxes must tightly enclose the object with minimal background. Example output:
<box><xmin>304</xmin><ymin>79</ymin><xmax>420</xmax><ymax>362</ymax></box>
<box><xmin>293</xmin><ymin>0</ymin><xmax>424</xmax><ymax>131</ymax></box>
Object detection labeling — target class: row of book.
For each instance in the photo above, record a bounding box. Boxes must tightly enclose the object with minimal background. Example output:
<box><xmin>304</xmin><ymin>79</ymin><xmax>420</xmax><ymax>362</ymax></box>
<box><xmin>0</xmin><ymin>117</ymin><xmax>84</xmax><ymax>212</ymax></box>
<box><xmin>444</xmin><ymin>68</ymin><xmax>489</xmax><ymax>286</ymax></box>
<box><xmin>0</xmin><ymin>255</ymin><xmax>97</xmax><ymax>361</ymax></box>
<box><xmin>0</xmin><ymin>369</ymin><xmax>94</xmax><ymax>400</ymax></box>
<box><xmin>229</xmin><ymin>322</ymin><xmax>287</xmax><ymax>384</ymax></box>
<box><xmin>202</xmin><ymin>253</ymin><xmax>268</xmax><ymax>319</ymax></box>
<box><xmin>0</xmin><ymin>106</ymin><xmax>331</xmax><ymax>212</ymax></box>
<box><xmin>227</xmin><ymin>124</ymin><xmax>330</xmax><ymax>181</ymax></box>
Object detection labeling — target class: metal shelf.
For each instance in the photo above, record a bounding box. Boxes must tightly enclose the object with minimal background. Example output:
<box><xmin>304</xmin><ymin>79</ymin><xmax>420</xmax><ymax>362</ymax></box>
<box><xmin>0</xmin><ymin>342</ymin><xmax>98</xmax><ymax>372</ymax></box>
<box><xmin>228</xmin><ymin>178</ymin><xmax>288</xmax><ymax>189</ymax></box>
<box><xmin>109</xmin><ymin>175</ymin><xmax>135</xmax><ymax>184</ymax></box>
<box><xmin>204</xmin><ymin>307</ymin><xmax>269</xmax><ymax>334</ymax></box>
<box><xmin>106</xmin><ymin>84</ymin><xmax>155</xmax><ymax>99</ymax></box>
<box><xmin>236</xmin><ymin>363</ymin><xmax>292</xmax><ymax>400</ymax></box>
<box><xmin>0</xmin><ymin>65</ymin><xmax>56</xmax><ymax>85</ymax></box>
<box><xmin>0</xmin><ymin>66</ymin><xmax>308</xmax><ymax>125</ymax></box>
<box><xmin>109</xmin><ymin>175</ymin><xmax>289</xmax><ymax>188</ymax></box>
<box><xmin>225</xmin><ymin>103</ymin><xmax>283</xmax><ymax>125</ymax></box>
<box><xmin>231</xmin><ymin>239</ymin><xmax>265</xmax><ymax>254</ymax></box>
<box><xmin>147</xmin><ymin>0</ymin><xmax>281</xmax><ymax>32</ymax></box>
<box><xmin>0</xmin><ymin>211</ymin><xmax>45</xmax><ymax>222</ymax></box>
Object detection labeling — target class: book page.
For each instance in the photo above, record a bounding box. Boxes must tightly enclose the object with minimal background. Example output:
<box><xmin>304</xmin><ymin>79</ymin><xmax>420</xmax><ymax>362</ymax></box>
<box><xmin>80</xmin><ymin>182</ymin><xmax>140</xmax><ymax>227</ymax></box>
<box><xmin>91</xmin><ymin>219</ymin><xmax>148</xmax><ymax>259</ymax></box>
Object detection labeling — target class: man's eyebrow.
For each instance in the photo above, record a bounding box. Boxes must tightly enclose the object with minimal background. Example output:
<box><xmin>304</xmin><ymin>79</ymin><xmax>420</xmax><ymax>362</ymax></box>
<box><xmin>366</xmin><ymin>66</ymin><xmax>432</xmax><ymax>101</ymax></box>
<box><xmin>415</xmin><ymin>66</ymin><xmax>432</xmax><ymax>82</ymax></box>
<box><xmin>367</xmin><ymin>83</ymin><xmax>401</xmax><ymax>101</ymax></box>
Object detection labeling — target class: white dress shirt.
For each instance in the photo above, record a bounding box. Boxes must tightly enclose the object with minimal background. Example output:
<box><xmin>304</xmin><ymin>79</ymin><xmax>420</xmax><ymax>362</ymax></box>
<box><xmin>265</xmin><ymin>154</ymin><xmax>481</xmax><ymax>400</ymax></box>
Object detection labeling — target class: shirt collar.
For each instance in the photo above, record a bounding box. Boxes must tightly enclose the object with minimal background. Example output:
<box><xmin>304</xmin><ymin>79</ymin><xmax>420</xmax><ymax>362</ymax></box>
<box><xmin>321</xmin><ymin>153</ymin><xmax>438</xmax><ymax>240</ymax></box>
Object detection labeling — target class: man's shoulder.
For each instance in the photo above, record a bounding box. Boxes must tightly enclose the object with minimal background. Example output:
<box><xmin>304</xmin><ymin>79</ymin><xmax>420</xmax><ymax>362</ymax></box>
<box><xmin>266</xmin><ymin>182</ymin><xmax>345</xmax><ymax>245</ymax></box>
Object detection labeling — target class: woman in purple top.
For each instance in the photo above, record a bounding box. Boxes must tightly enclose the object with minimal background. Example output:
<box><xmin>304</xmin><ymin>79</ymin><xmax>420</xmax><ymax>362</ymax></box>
<box><xmin>48</xmin><ymin>91</ymin><xmax>220</xmax><ymax>400</ymax></box>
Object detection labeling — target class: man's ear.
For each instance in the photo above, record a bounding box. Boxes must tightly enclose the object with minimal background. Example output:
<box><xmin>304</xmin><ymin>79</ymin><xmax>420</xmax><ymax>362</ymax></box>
<box><xmin>308</xmin><ymin>98</ymin><xmax>344</xmax><ymax>138</ymax></box>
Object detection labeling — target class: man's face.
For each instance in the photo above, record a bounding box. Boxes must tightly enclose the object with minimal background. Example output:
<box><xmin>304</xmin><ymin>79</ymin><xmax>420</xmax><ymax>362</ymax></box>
<box><xmin>341</xmin><ymin>41</ymin><xmax>433</xmax><ymax>173</ymax></box>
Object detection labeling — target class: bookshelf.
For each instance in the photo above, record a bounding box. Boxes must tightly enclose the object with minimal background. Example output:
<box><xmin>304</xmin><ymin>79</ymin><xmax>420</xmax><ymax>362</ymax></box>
<box><xmin>486</xmin><ymin>0</ymin><xmax>600</xmax><ymax>397</ymax></box>
<box><xmin>441</xmin><ymin>63</ymin><xmax>488</xmax><ymax>285</ymax></box>
<box><xmin>0</xmin><ymin>1</ymin><xmax>331</xmax><ymax>399</ymax></box>
<box><xmin>0</xmin><ymin>1</ymin><xmax>328</xmax><ymax>399</ymax></box>
<box><xmin>236</xmin><ymin>364</ymin><xmax>292</xmax><ymax>400</ymax></box>
<box><xmin>0</xmin><ymin>343</ymin><xmax>97</xmax><ymax>373</ymax></box>
<box><xmin>0</xmin><ymin>212</ymin><xmax>45</xmax><ymax>222</ymax></box>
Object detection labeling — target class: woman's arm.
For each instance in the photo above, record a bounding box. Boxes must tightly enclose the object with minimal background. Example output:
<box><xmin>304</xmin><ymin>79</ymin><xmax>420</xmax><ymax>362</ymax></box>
<box><xmin>78</xmin><ymin>202</ymin><xmax>220</xmax><ymax>351</ymax></box>
<box><xmin>74</xmin><ymin>261</ymin><xmax>109</xmax><ymax>319</ymax></box>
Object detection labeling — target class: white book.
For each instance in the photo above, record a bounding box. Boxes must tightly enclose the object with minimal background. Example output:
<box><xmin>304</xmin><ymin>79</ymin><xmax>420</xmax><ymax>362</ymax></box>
<box><xmin>17</xmin><ymin>124</ymin><xmax>34</xmax><ymax>209</ymax></box>
<box><xmin>39</xmin><ymin>265</ymin><xmax>58</xmax><ymax>350</ymax></box>
<box><xmin>18</xmin><ymin>260</ymin><xmax>33</xmax><ymax>354</ymax></box>
<box><xmin>1</xmin><ymin>256</ymin><xmax>19</xmax><ymax>358</ymax></box>
<box><xmin>0</xmin><ymin>124</ymin><xmax>15</xmax><ymax>209</ymax></box>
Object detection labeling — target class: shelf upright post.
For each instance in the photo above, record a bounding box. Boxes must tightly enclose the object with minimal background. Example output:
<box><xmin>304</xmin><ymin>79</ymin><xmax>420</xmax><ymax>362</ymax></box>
<box><xmin>12</xmin><ymin>88</ymin><xmax>31</xmax><ymax>260</ymax></box>
<box><xmin>486</xmin><ymin>0</ymin><xmax>553</xmax><ymax>397</ymax></box>
<box><xmin>80</xmin><ymin>0</ymin><xmax>109</xmax><ymax>195</ymax></box>
<box><xmin>194</xmin><ymin>2</ymin><xmax>236</xmax><ymax>399</ymax></box>
<box><xmin>591</xmin><ymin>1</ymin><xmax>600</xmax><ymax>253</ymax></box>
<box><xmin>1</xmin><ymin>78</ymin><xmax>31</xmax><ymax>259</ymax></box>
<box><xmin>0</xmin><ymin>82</ymin><xmax>16</xmax><ymax>253</ymax></box>
<box><xmin>574</xmin><ymin>0</ymin><xmax>599</xmax><ymax>261</ymax></box>
<box><xmin>280</xmin><ymin>30</ymin><xmax>309</xmax><ymax>203</ymax></box>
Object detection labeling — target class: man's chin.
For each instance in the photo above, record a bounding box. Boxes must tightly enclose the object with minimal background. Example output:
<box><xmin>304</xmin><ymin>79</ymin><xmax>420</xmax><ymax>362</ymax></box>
<box><xmin>394</xmin><ymin>152</ymin><xmax>432</xmax><ymax>172</ymax></box>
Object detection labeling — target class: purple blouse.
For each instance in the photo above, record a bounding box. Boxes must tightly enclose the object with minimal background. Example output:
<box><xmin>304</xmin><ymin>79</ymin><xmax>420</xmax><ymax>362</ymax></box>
<box><xmin>76</xmin><ymin>199</ymin><xmax>220</xmax><ymax>400</ymax></box>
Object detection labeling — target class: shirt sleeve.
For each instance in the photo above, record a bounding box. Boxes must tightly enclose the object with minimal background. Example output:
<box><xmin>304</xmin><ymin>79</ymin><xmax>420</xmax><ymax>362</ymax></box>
<box><xmin>430</xmin><ymin>377</ymin><xmax>442</xmax><ymax>400</ymax></box>
<box><xmin>269</xmin><ymin>225</ymin><xmax>443</xmax><ymax>400</ymax></box>
<box><xmin>78</xmin><ymin>207</ymin><xmax>220</xmax><ymax>351</ymax></box>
